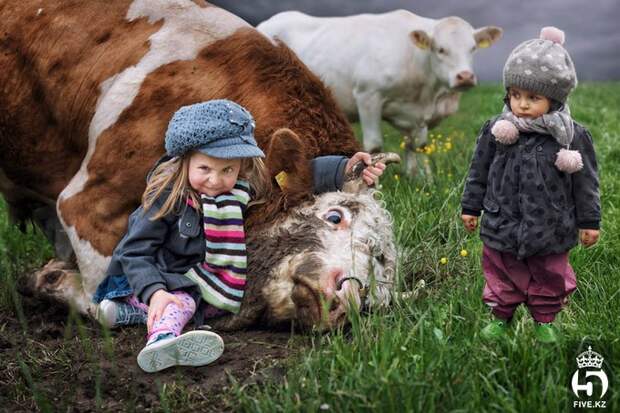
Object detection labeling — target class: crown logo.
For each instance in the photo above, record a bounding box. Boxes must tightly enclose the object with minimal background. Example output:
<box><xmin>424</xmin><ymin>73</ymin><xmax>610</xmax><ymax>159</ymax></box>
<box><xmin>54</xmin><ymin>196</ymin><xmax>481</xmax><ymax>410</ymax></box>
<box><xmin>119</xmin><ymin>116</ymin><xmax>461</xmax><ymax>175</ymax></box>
<box><xmin>576</xmin><ymin>346</ymin><xmax>604</xmax><ymax>369</ymax></box>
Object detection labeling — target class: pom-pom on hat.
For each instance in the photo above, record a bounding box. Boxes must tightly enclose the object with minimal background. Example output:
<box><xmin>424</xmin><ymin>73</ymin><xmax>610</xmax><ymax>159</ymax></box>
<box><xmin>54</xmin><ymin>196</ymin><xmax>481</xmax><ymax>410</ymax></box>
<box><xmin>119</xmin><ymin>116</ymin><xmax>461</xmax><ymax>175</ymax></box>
<box><xmin>503</xmin><ymin>26</ymin><xmax>577</xmax><ymax>103</ymax></box>
<box><xmin>165</xmin><ymin>99</ymin><xmax>265</xmax><ymax>159</ymax></box>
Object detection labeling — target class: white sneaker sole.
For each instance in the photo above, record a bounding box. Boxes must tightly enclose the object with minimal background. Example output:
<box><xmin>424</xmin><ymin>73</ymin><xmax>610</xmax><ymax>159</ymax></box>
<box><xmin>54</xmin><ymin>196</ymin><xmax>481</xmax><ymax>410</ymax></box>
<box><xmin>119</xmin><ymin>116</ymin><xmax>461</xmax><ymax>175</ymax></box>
<box><xmin>137</xmin><ymin>330</ymin><xmax>224</xmax><ymax>373</ymax></box>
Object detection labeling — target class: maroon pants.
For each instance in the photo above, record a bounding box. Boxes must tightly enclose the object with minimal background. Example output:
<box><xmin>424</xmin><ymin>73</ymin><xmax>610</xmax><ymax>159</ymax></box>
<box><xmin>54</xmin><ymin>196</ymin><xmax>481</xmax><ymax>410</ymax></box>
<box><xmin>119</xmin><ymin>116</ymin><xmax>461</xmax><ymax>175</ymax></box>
<box><xmin>481</xmin><ymin>245</ymin><xmax>577</xmax><ymax>323</ymax></box>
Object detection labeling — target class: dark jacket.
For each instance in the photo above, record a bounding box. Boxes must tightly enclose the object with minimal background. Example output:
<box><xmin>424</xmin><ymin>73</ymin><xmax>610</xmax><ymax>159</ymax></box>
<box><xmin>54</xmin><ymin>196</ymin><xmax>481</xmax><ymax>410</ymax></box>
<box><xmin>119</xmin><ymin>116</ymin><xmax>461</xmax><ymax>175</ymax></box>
<box><xmin>94</xmin><ymin>155</ymin><xmax>349</xmax><ymax>305</ymax></box>
<box><xmin>461</xmin><ymin>117</ymin><xmax>600</xmax><ymax>259</ymax></box>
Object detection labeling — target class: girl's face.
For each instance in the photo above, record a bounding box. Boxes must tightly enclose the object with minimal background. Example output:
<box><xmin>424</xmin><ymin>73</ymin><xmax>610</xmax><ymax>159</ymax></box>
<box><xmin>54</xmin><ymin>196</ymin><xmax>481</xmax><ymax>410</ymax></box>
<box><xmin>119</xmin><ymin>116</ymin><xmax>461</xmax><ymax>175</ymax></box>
<box><xmin>188</xmin><ymin>152</ymin><xmax>241</xmax><ymax>196</ymax></box>
<box><xmin>508</xmin><ymin>87</ymin><xmax>551</xmax><ymax>119</ymax></box>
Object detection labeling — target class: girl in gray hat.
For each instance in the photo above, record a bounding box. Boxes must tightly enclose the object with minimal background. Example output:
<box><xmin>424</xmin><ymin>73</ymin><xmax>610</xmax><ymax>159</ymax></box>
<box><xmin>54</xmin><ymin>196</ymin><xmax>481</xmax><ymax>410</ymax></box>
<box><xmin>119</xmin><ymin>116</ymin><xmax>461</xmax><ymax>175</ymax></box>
<box><xmin>92</xmin><ymin>99</ymin><xmax>385</xmax><ymax>372</ymax></box>
<box><xmin>460</xmin><ymin>27</ymin><xmax>601</xmax><ymax>343</ymax></box>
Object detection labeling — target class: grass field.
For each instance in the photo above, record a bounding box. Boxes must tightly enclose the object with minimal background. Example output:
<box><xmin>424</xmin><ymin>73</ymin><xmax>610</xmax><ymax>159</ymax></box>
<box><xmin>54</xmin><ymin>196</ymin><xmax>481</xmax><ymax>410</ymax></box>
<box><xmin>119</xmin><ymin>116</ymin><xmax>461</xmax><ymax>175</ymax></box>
<box><xmin>1</xmin><ymin>83</ymin><xmax>619</xmax><ymax>411</ymax></box>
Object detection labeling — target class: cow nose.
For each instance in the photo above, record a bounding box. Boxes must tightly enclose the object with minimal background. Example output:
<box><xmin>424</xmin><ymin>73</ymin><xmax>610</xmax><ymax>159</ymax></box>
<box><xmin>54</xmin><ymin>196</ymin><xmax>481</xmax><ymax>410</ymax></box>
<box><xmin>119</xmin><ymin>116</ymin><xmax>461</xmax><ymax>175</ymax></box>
<box><xmin>455</xmin><ymin>71</ymin><xmax>476</xmax><ymax>87</ymax></box>
<box><xmin>324</xmin><ymin>267</ymin><xmax>344</xmax><ymax>298</ymax></box>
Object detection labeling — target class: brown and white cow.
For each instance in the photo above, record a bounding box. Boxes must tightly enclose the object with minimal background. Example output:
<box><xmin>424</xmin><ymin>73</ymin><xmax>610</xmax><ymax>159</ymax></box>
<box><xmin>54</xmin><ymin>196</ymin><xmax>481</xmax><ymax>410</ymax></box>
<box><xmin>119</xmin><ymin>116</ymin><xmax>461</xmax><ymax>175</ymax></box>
<box><xmin>0</xmin><ymin>0</ymin><xmax>397</xmax><ymax>330</ymax></box>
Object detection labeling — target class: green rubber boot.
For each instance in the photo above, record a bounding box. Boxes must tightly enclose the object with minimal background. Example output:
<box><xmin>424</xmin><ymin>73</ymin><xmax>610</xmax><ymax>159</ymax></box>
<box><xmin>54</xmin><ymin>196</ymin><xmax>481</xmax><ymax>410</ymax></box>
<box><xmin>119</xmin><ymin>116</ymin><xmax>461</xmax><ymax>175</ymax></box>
<box><xmin>535</xmin><ymin>323</ymin><xmax>559</xmax><ymax>343</ymax></box>
<box><xmin>480</xmin><ymin>319</ymin><xmax>509</xmax><ymax>340</ymax></box>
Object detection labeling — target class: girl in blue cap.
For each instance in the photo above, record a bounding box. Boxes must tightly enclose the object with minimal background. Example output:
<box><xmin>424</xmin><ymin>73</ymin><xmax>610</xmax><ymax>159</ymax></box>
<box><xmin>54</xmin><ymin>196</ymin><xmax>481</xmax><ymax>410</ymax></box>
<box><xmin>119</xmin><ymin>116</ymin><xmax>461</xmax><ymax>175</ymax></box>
<box><xmin>93</xmin><ymin>99</ymin><xmax>385</xmax><ymax>372</ymax></box>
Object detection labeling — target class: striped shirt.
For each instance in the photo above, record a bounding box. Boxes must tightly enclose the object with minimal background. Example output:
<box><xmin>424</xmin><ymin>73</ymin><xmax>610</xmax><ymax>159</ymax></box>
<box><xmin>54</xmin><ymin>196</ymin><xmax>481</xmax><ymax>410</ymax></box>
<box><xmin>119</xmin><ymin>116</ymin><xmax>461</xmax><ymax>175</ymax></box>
<box><xmin>183</xmin><ymin>180</ymin><xmax>251</xmax><ymax>314</ymax></box>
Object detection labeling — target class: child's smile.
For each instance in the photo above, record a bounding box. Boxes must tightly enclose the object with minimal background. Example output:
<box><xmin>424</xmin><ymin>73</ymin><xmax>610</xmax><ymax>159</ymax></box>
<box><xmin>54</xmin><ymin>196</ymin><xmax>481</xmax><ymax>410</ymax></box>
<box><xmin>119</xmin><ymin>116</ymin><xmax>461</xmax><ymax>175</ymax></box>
<box><xmin>188</xmin><ymin>152</ymin><xmax>241</xmax><ymax>197</ymax></box>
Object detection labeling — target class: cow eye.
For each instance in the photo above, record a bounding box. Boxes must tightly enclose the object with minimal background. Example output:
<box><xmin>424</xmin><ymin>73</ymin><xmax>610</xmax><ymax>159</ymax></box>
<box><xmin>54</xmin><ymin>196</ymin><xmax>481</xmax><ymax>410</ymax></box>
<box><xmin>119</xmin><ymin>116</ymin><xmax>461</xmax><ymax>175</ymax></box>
<box><xmin>325</xmin><ymin>209</ymin><xmax>343</xmax><ymax>225</ymax></box>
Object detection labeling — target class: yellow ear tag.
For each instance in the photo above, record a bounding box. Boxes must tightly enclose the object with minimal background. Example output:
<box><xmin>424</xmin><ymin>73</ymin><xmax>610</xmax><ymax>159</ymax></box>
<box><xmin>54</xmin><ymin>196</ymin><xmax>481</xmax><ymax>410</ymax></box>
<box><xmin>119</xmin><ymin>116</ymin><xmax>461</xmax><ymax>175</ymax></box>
<box><xmin>478</xmin><ymin>39</ymin><xmax>490</xmax><ymax>49</ymax></box>
<box><xmin>417</xmin><ymin>39</ymin><xmax>430</xmax><ymax>50</ymax></box>
<box><xmin>275</xmin><ymin>171</ymin><xmax>288</xmax><ymax>190</ymax></box>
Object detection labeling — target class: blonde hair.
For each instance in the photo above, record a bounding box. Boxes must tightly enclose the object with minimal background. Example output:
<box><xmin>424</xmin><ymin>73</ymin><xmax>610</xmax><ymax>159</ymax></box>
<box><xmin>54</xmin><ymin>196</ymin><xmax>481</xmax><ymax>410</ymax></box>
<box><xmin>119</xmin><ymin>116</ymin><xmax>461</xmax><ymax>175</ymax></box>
<box><xmin>142</xmin><ymin>153</ymin><xmax>271</xmax><ymax>220</ymax></box>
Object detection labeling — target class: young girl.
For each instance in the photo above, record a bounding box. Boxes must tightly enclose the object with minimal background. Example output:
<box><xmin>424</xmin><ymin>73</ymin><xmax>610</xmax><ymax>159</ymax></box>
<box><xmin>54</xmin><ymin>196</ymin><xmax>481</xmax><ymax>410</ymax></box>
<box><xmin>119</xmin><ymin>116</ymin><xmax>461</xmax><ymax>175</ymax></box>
<box><xmin>461</xmin><ymin>27</ymin><xmax>600</xmax><ymax>343</ymax></box>
<box><xmin>93</xmin><ymin>99</ymin><xmax>385</xmax><ymax>372</ymax></box>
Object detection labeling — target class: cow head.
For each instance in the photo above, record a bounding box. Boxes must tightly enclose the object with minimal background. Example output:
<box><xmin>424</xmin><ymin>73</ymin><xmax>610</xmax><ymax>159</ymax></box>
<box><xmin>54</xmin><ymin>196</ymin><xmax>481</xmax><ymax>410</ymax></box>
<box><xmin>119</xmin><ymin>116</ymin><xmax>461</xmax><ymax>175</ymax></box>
<box><xmin>410</xmin><ymin>17</ymin><xmax>502</xmax><ymax>90</ymax></box>
<box><xmin>243</xmin><ymin>129</ymin><xmax>399</xmax><ymax>331</ymax></box>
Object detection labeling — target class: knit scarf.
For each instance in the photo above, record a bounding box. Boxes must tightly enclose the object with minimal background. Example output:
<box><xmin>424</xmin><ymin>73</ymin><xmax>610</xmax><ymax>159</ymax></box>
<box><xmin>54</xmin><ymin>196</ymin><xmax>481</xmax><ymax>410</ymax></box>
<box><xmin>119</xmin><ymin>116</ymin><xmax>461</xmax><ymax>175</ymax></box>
<box><xmin>499</xmin><ymin>103</ymin><xmax>574</xmax><ymax>148</ymax></box>
<box><xmin>183</xmin><ymin>180</ymin><xmax>250</xmax><ymax>314</ymax></box>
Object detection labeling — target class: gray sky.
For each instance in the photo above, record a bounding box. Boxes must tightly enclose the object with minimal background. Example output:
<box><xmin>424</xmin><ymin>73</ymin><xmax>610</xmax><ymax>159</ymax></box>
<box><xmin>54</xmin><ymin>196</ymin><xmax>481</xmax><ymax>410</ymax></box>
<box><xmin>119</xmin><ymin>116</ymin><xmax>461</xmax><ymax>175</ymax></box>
<box><xmin>210</xmin><ymin>0</ymin><xmax>620</xmax><ymax>81</ymax></box>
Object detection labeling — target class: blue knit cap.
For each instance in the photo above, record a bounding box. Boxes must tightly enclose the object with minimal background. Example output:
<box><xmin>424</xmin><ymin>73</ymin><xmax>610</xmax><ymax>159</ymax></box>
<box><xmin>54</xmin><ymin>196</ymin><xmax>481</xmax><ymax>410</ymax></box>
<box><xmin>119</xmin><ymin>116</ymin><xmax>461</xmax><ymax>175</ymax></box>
<box><xmin>165</xmin><ymin>99</ymin><xmax>265</xmax><ymax>159</ymax></box>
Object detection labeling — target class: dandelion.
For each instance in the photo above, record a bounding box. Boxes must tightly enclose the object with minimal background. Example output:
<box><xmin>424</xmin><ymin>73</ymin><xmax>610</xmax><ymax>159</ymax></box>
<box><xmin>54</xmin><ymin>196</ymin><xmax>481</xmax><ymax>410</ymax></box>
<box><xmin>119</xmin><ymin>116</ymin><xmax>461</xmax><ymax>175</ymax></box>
<box><xmin>400</xmin><ymin>141</ymin><xmax>406</xmax><ymax>150</ymax></box>
<box><xmin>440</xmin><ymin>257</ymin><xmax>448</xmax><ymax>265</ymax></box>
<box><xmin>394</xmin><ymin>174</ymin><xmax>400</xmax><ymax>181</ymax></box>
<box><xmin>460</xmin><ymin>249</ymin><xmax>468</xmax><ymax>257</ymax></box>
<box><xmin>444</xmin><ymin>142</ymin><xmax>453</xmax><ymax>150</ymax></box>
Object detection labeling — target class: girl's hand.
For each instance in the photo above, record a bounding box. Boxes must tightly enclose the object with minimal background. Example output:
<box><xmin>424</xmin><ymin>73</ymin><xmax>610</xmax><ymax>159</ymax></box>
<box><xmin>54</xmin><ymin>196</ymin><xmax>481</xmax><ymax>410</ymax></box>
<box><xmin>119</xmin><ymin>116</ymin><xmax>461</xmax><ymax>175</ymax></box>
<box><xmin>346</xmin><ymin>152</ymin><xmax>386</xmax><ymax>186</ymax></box>
<box><xmin>147</xmin><ymin>289</ymin><xmax>184</xmax><ymax>331</ymax></box>
<box><xmin>580</xmin><ymin>229</ymin><xmax>600</xmax><ymax>248</ymax></box>
<box><xmin>462</xmin><ymin>214</ymin><xmax>478</xmax><ymax>232</ymax></box>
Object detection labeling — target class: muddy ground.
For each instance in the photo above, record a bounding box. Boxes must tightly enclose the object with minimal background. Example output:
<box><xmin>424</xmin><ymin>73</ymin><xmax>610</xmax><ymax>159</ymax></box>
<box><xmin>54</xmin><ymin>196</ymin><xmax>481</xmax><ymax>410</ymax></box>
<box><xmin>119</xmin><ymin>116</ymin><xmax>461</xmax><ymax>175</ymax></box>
<box><xmin>0</xmin><ymin>294</ymin><xmax>307</xmax><ymax>412</ymax></box>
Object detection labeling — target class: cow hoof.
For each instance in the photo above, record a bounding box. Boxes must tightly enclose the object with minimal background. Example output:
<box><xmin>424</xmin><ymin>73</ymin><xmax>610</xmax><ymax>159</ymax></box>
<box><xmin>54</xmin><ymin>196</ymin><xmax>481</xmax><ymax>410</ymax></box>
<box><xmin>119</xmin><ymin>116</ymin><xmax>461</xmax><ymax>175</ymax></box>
<box><xmin>16</xmin><ymin>274</ymin><xmax>35</xmax><ymax>297</ymax></box>
<box><xmin>33</xmin><ymin>259</ymin><xmax>79</xmax><ymax>293</ymax></box>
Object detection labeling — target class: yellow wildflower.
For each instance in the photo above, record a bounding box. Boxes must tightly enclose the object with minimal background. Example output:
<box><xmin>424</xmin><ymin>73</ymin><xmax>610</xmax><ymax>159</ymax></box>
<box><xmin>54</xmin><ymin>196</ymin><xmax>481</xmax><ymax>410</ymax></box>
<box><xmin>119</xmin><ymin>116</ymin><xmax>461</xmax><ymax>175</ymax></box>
<box><xmin>460</xmin><ymin>249</ymin><xmax>468</xmax><ymax>257</ymax></box>
<box><xmin>394</xmin><ymin>174</ymin><xmax>400</xmax><ymax>181</ymax></box>
<box><xmin>440</xmin><ymin>257</ymin><xmax>448</xmax><ymax>265</ymax></box>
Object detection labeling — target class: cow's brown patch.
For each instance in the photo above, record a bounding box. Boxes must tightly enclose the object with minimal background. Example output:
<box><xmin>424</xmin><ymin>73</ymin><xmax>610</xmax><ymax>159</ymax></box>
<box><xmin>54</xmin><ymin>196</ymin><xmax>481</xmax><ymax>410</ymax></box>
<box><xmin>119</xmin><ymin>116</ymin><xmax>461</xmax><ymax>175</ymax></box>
<box><xmin>59</xmin><ymin>26</ymin><xmax>358</xmax><ymax>255</ymax></box>
<box><xmin>0</xmin><ymin>0</ymin><xmax>160</xmax><ymax>221</ymax></box>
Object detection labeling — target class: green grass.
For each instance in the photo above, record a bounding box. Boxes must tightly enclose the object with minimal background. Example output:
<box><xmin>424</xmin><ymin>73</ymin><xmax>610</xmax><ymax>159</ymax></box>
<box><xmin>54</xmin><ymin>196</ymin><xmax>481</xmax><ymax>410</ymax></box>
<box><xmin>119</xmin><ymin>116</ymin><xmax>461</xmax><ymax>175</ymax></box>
<box><xmin>231</xmin><ymin>83</ymin><xmax>620</xmax><ymax>412</ymax></box>
<box><xmin>1</xmin><ymin>83</ymin><xmax>619</xmax><ymax>411</ymax></box>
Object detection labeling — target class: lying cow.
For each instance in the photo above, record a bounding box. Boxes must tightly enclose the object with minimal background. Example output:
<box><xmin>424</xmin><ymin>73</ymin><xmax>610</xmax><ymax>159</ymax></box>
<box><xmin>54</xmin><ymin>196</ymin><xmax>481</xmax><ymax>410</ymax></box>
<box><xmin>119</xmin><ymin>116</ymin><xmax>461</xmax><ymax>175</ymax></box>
<box><xmin>258</xmin><ymin>10</ymin><xmax>502</xmax><ymax>175</ymax></box>
<box><xmin>1</xmin><ymin>0</ymin><xmax>397</xmax><ymax>331</ymax></box>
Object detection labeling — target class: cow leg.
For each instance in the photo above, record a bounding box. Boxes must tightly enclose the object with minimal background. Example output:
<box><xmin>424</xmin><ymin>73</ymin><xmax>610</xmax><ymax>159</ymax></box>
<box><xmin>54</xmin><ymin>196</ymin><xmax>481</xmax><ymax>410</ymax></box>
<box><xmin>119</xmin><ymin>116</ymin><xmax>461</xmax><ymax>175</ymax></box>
<box><xmin>31</xmin><ymin>206</ymin><xmax>75</xmax><ymax>262</ymax></box>
<box><xmin>22</xmin><ymin>193</ymin><xmax>113</xmax><ymax>317</ymax></box>
<box><xmin>354</xmin><ymin>90</ymin><xmax>384</xmax><ymax>153</ymax></box>
<box><xmin>29</xmin><ymin>259</ymin><xmax>97</xmax><ymax>316</ymax></box>
<box><xmin>404</xmin><ymin>126</ymin><xmax>432</xmax><ymax>178</ymax></box>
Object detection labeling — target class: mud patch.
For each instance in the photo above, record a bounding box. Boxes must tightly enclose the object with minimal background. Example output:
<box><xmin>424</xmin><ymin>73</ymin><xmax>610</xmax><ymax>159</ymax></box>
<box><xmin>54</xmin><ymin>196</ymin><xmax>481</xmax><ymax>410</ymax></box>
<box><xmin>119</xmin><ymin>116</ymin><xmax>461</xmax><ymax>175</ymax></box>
<box><xmin>0</xmin><ymin>296</ymin><xmax>306</xmax><ymax>412</ymax></box>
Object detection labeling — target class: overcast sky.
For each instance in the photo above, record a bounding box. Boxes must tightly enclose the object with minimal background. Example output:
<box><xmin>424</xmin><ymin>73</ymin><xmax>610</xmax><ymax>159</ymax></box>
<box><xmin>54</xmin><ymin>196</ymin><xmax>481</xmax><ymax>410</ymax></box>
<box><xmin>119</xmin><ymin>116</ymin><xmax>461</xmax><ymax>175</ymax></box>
<box><xmin>210</xmin><ymin>0</ymin><xmax>620</xmax><ymax>81</ymax></box>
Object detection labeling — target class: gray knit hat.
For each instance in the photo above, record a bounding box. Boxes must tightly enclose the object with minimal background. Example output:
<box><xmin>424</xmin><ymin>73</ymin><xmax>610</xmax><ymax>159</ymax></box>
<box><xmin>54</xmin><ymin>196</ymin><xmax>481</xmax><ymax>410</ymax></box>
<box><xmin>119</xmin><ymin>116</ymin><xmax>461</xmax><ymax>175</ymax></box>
<box><xmin>165</xmin><ymin>99</ymin><xmax>265</xmax><ymax>159</ymax></box>
<box><xmin>503</xmin><ymin>27</ymin><xmax>577</xmax><ymax>103</ymax></box>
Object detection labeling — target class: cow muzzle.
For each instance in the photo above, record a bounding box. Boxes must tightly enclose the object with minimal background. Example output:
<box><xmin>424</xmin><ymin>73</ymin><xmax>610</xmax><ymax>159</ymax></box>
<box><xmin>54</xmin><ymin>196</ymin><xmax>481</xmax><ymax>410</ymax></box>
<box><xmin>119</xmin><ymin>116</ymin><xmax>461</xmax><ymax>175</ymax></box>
<box><xmin>291</xmin><ymin>268</ymin><xmax>365</xmax><ymax>331</ymax></box>
<box><xmin>453</xmin><ymin>70</ymin><xmax>477</xmax><ymax>90</ymax></box>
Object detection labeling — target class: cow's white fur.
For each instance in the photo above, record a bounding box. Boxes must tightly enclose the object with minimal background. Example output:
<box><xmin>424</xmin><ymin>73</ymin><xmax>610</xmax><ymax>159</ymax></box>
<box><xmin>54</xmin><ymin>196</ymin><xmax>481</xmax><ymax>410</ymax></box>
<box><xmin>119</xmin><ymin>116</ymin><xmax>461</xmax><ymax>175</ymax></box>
<box><xmin>56</xmin><ymin>0</ymin><xmax>249</xmax><ymax>309</ymax></box>
<box><xmin>258</xmin><ymin>10</ymin><xmax>501</xmax><ymax>173</ymax></box>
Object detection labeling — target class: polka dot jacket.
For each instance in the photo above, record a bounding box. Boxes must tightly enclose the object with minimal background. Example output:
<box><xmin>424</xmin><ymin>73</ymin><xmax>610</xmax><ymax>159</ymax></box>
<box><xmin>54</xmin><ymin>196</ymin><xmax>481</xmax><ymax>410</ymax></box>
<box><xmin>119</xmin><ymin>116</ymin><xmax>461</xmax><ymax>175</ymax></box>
<box><xmin>461</xmin><ymin>117</ymin><xmax>600</xmax><ymax>259</ymax></box>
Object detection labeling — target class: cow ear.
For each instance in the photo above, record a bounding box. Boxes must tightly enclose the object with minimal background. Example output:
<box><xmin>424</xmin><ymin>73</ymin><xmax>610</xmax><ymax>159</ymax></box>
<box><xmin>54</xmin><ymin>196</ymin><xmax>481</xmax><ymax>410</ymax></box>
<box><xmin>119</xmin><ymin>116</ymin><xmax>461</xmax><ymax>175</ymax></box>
<box><xmin>410</xmin><ymin>30</ymin><xmax>432</xmax><ymax>50</ymax></box>
<box><xmin>474</xmin><ymin>26</ymin><xmax>503</xmax><ymax>49</ymax></box>
<box><xmin>342</xmin><ymin>152</ymin><xmax>400</xmax><ymax>194</ymax></box>
<box><xmin>265</xmin><ymin>128</ymin><xmax>313</xmax><ymax>195</ymax></box>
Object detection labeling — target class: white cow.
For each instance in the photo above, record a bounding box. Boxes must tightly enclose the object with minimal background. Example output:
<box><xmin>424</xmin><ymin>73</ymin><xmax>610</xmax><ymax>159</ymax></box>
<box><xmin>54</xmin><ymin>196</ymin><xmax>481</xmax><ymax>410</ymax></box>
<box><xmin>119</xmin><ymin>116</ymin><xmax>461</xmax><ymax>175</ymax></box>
<box><xmin>258</xmin><ymin>10</ymin><xmax>502</xmax><ymax>175</ymax></box>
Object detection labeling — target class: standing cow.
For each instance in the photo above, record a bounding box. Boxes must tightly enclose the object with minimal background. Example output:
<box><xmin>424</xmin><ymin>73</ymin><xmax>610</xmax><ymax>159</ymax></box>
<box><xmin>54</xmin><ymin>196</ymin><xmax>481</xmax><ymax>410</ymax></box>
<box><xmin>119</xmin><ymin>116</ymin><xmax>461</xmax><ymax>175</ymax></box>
<box><xmin>258</xmin><ymin>10</ymin><xmax>502</xmax><ymax>175</ymax></box>
<box><xmin>0</xmin><ymin>0</ymin><xmax>398</xmax><ymax>331</ymax></box>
